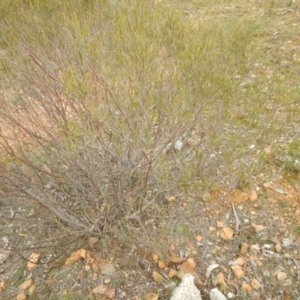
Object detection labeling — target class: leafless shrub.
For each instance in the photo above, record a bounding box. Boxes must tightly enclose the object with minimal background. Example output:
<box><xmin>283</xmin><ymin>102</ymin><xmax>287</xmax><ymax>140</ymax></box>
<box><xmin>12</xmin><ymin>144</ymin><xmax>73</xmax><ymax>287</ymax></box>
<box><xmin>0</xmin><ymin>1</ymin><xmax>254</xmax><ymax>251</ymax></box>
<box><xmin>0</xmin><ymin>50</ymin><xmax>220</xmax><ymax>245</ymax></box>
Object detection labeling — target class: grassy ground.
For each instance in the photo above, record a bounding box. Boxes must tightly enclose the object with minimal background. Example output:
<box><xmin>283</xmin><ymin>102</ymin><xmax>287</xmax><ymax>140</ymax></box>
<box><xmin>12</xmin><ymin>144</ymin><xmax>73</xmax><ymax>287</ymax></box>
<box><xmin>0</xmin><ymin>0</ymin><xmax>300</xmax><ymax>299</ymax></box>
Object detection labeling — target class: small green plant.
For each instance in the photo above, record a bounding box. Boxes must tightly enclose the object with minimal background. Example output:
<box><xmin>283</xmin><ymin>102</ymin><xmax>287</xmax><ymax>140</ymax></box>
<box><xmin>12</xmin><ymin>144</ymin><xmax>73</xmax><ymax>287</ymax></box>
<box><xmin>275</xmin><ymin>139</ymin><xmax>300</xmax><ymax>174</ymax></box>
<box><xmin>294</xmin><ymin>226</ymin><xmax>300</xmax><ymax>236</ymax></box>
<box><xmin>287</xmin><ymin>139</ymin><xmax>300</xmax><ymax>160</ymax></box>
<box><xmin>175</xmin><ymin>224</ymin><xmax>190</xmax><ymax>237</ymax></box>
<box><xmin>61</xmin><ymin>293</ymin><xmax>75</xmax><ymax>300</ymax></box>
<box><xmin>10</xmin><ymin>263</ymin><xmax>27</xmax><ymax>287</ymax></box>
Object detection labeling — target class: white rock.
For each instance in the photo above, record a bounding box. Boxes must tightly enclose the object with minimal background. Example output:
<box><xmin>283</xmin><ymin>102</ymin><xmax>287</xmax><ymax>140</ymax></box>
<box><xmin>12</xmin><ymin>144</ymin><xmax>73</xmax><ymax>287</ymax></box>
<box><xmin>170</xmin><ymin>274</ymin><xmax>202</xmax><ymax>300</ymax></box>
<box><xmin>174</xmin><ymin>139</ymin><xmax>183</xmax><ymax>151</ymax></box>
<box><xmin>210</xmin><ymin>288</ymin><xmax>227</xmax><ymax>300</ymax></box>
<box><xmin>169</xmin><ymin>274</ymin><xmax>227</xmax><ymax>300</ymax></box>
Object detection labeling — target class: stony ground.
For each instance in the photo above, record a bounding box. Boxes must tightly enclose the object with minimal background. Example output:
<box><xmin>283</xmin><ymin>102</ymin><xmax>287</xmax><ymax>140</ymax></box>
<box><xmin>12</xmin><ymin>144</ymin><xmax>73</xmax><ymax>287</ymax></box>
<box><xmin>1</xmin><ymin>178</ymin><xmax>300</xmax><ymax>299</ymax></box>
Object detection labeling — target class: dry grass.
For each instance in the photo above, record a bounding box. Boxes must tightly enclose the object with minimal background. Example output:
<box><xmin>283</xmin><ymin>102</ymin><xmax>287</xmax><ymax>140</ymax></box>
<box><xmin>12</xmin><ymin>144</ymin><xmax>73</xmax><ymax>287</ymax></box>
<box><xmin>0</xmin><ymin>0</ymin><xmax>300</xmax><ymax>299</ymax></box>
<box><xmin>0</xmin><ymin>0</ymin><xmax>256</xmax><ymax>238</ymax></box>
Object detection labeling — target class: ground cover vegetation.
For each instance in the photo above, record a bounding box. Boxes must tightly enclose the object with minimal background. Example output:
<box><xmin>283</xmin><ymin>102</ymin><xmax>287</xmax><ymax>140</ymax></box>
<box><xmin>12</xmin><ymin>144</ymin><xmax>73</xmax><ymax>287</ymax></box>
<box><xmin>0</xmin><ymin>0</ymin><xmax>300</xmax><ymax>299</ymax></box>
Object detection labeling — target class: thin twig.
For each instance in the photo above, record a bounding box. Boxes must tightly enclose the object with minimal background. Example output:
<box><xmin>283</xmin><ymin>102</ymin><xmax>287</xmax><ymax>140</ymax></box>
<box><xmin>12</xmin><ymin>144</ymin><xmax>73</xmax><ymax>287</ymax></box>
<box><xmin>231</xmin><ymin>202</ymin><xmax>241</xmax><ymax>231</ymax></box>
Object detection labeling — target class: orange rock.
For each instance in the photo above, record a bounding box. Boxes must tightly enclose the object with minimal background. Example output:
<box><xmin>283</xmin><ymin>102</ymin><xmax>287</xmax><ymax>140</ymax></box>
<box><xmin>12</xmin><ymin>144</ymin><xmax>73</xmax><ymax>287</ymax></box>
<box><xmin>241</xmin><ymin>283</ymin><xmax>253</xmax><ymax>294</ymax></box>
<box><xmin>168</xmin><ymin>268</ymin><xmax>177</xmax><ymax>278</ymax></box>
<box><xmin>181</xmin><ymin>258</ymin><xmax>196</xmax><ymax>273</ymax></box>
<box><xmin>28</xmin><ymin>284</ymin><xmax>37</xmax><ymax>296</ymax></box>
<box><xmin>152</xmin><ymin>271</ymin><xmax>164</xmax><ymax>283</ymax></box>
<box><xmin>220</xmin><ymin>227</ymin><xmax>234</xmax><ymax>241</ymax></box>
<box><xmin>249</xmin><ymin>190</ymin><xmax>258</xmax><ymax>202</ymax></box>
<box><xmin>169</xmin><ymin>253</ymin><xmax>185</xmax><ymax>264</ymax></box>
<box><xmin>145</xmin><ymin>293</ymin><xmax>159</xmax><ymax>300</ymax></box>
<box><xmin>256</xmin><ymin>261</ymin><xmax>263</xmax><ymax>267</ymax></box>
<box><xmin>216</xmin><ymin>221</ymin><xmax>223</xmax><ymax>228</ymax></box>
<box><xmin>19</xmin><ymin>279</ymin><xmax>33</xmax><ymax>290</ymax></box>
<box><xmin>215</xmin><ymin>272</ymin><xmax>227</xmax><ymax>290</ymax></box>
<box><xmin>0</xmin><ymin>281</ymin><xmax>7</xmax><ymax>289</ymax></box>
<box><xmin>196</xmin><ymin>235</ymin><xmax>203</xmax><ymax>242</ymax></box>
<box><xmin>105</xmin><ymin>289</ymin><xmax>116</xmax><ymax>299</ymax></box>
<box><xmin>276</xmin><ymin>272</ymin><xmax>287</xmax><ymax>280</ymax></box>
<box><xmin>16</xmin><ymin>293</ymin><xmax>27</xmax><ymax>300</ymax></box>
<box><xmin>230</xmin><ymin>265</ymin><xmax>244</xmax><ymax>279</ymax></box>
<box><xmin>152</xmin><ymin>254</ymin><xmax>159</xmax><ymax>261</ymax></box>
<box><xmin>236</xmin><ymin>257</ymin><xmax>246</xmax><ymax>266</ymax></box>
<box><xmin>168</xmin><ymin>196</ymin><xmax>176</xmax><ymax>202</ymax></box>
<box><xmin>92</xmin><ymin>263</ymin><xmax>99</xmax><ymax>273</ymax></box>
<box><xmin>240</xmin><ymin>243</ymin><xmax>248</xmax><ymax>255</ymax></box>
<box><xmin>158</xmin><ymin>260</ymin><xmax>168</xmax><ymax>269</ymax></box>
<box><xmin>251</xmin><ymin>279</ymin><xmax>261</xmax><ymax>290</ymax></box>
<box><xmin>27</xmin><ymin>253</ymin><xmax>41</xmax><ymax>270</ymax></box>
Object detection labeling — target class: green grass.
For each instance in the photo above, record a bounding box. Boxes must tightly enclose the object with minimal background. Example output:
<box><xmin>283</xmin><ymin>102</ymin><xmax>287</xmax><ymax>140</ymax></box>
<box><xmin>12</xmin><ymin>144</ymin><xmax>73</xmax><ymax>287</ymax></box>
<box><xmin>294</xmin><ymin>226</ymin><xmax>300</xmax><ymax>236</ymax></box>
<box><xmin>273</xmin><ymin>138</ymin><xmax>300</xmax><ymax>174</ymax></box>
